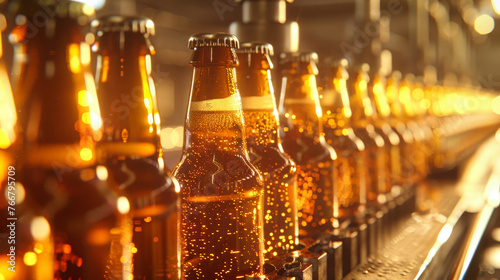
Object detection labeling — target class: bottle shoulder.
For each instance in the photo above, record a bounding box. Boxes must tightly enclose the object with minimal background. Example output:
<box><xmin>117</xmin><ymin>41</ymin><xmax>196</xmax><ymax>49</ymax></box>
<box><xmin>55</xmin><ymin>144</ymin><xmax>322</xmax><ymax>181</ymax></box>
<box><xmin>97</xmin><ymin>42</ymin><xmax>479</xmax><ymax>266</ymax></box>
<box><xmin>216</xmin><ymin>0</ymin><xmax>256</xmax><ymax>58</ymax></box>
<box><xmin>173</xmin><ymin>150</ymin><xmax>263</xmax><ymax>191</ymax></box>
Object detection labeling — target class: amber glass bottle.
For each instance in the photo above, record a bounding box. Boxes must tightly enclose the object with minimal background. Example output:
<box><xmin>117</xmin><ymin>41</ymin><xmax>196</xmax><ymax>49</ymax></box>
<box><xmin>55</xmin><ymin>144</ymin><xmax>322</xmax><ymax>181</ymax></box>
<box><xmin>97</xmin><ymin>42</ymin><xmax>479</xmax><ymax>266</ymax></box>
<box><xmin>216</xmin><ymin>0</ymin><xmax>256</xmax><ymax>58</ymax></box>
<box><xmin>173</xmin><ymin>33</ymin><xmax>265</xmax><ymax>279</ymax></box>
<box><xmin>385</xmin><ymin>72</ymin><xmax>418</xmax><ymax>185</ymax></box>
<box><xmin>320</xmin><ymin>59</ymin><xmax>365</xmax><ymax>223</ymax></box>
<box><xmin>236</xmin><ymin>42</ymin><xmax>298</xmax><ymax>259</ymax></box>
<box><xmin>0</xmin><ymin>13</ymin><xmax>19</xmax><ymax>280</ymax></box>
<box><xmin>398</xmin><ymin>75</ymin><xmax>432</xmax><ymax>180</ymax></box>
<box><xmin>93</xmin><ymin>16</ymin><xmax>180</xmax><ymax>279</ymax></box>
<box><xmin>11</xmin><ymin>2</ymin><xmax>117</xmax><ymax>279</ymax></box>
<box><xmin>370</xmin><ymin>73</ymin><xmax>403</xmax><ymax>189</ymax></box>
<box><xmin>348</xmin><ymin>64</ymin><xmax>391</xmax><ymax>205</ymax></box>
<box><xmin>279</xmin><ymin>52</ymin><xmax>339</xmax><ymax>236</ymax></box>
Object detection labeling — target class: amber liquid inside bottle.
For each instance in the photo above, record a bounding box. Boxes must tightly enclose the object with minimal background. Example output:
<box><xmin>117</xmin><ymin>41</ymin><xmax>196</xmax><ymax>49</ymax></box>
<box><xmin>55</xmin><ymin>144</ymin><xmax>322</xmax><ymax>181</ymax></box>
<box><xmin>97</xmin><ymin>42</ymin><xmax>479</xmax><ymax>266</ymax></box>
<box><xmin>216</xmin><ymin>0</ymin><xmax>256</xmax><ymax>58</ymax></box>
<box><xmin>320</xmin><ymin>66</ymin><xmax>364</xmax><ymax>221</ymax></box>
<box><xmin>280</xmin><ymin>64</ymin><xmax>338</xmax><ymax>236</ymax></box>
<box><xmin>370</xmin><ymin>74</ymin><xmax>403</xmax><ymax>189</ymax></box>
<box><xmin>385</xmin><ymin>75</ymin><xmax>419</xmax><ymax>186</ymax></box>
<box><xmin>11</xmin><ymin>7</ymin><xmax>117</xmax><ymax>279</ymax></box>
<box><xmin>349</xmin><ymin>68</ymin><xmax>391</xmax><ymax>204</ymax></box>
<box><xmin>237</xmin><ymin>52</ymin><xmax>298</xmax><ymax>259</ymax></box>
<box><xmin>95</xmin><ymin>29</ymin><xmax>180</xmax><ymax>279</ymax></box>
<box><xmin>174</xmin><ymin>46</ymin><xmax>264</xmax><ymax>279</ymax></box>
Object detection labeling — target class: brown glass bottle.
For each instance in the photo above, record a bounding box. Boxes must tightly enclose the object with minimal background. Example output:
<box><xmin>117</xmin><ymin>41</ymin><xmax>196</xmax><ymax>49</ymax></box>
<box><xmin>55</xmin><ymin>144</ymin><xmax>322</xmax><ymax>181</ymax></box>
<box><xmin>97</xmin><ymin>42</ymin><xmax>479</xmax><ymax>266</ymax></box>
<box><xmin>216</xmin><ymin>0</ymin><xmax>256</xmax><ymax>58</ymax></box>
<box><xmin>385</xmin><ymin>72</ymin><xmax>418</xmax><ymax>186</ymax></box>
<box><xmin>10</xmin><ymin>2</ymin><xmax>117</xmax><ymax>279</ymax></box>
<box><xmin>236</xmin><ymin>42</ymin><xmax>298</xmax><ymax>259</ymax></box>
<box><xmin>399</xmin><ymin>75</ymin><xmax>432</xmax><ymax>180</ymax></box>
<box><xmin>173</xmin><ymin>33</ymin><xmax>265</xmax><ymax>279</ymax></box>
<box><xmin>320</xmin><ymin>59</ymin><xmax>365</xmax><ymax>223</ymax></box>
<box><xmin>93</xmin><ymin>16</ymin><xmax>180</xmax><ymax>279</ymax></box>
<box><xmin>279</xmin><ymin>52</ymin><xmax>339</xmax><ymax>236</ymax></box>
<box><xmin>370</xmin><ymin>73</ymin><xmax>403</xmax><ymax>190</ymax></box>
<box><xmin>348</xmin><ymin>64</ymin><xmax>391</xmax><ymax>205</ymax></box>
<box><xmin>0</xmin><ymin>13</ymin><xmax>20</xmax><ymax>280</ymax></box>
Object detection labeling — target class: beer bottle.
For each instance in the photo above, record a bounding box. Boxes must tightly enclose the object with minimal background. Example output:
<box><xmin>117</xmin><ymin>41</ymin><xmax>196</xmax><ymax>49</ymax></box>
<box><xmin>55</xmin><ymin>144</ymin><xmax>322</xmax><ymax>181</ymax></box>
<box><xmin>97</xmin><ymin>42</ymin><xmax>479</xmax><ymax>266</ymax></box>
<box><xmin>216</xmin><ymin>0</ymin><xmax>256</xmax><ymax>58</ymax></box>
<box><xmin>92</xmin><ymin>16</ymin><xmax>180</xmax><ymax>279</ymax></box>
<box><xmin>399</xmin><ymin>74</ymin><xmax>433</xmax><ymax>179</ymax></box>
<box><xmin>385</xmin><ymin>71</ymin><xmax>419</xmax><ymax>186</ymax></box>
<box><xmin>279</xmin><ymin>52</ymin><xmax>339</xmax><ymax>236</ymax></box>
<box><xmin>370</xmin><ymin>71</ymin><xmax>404</xmax><ymax>190</ymax></box>
<box><xmin>348</xmin><ymin>63</ymin><xmax>391</xmax><ymax>205</ymax></box>
<box><xmin>0</xmin><ymin>13</ymin><xmax>16</xmax><ymax>151</ymax></box>
<box><xmin>236</xmin><ymin>42</ymin><xmax>298</xmax><ymax>260</ymax></box>
<box><xmin>320</xmin><ymin>59</ymin><xmax>365</xmax><ymax>223</ymax></box>
<box><xmin>173</xmin><ymin>33</ymin><xmax>265</xmax><ymax>279</ymax></box>
<box><xmin>11</xmin><ymin>1</ymin><xmax>117</xmax><ymax>279</ymax></box>
<box><xmin>0</xmin><ymin>13</ymin><xmax>19</xmax><ymax>280</ymax></box>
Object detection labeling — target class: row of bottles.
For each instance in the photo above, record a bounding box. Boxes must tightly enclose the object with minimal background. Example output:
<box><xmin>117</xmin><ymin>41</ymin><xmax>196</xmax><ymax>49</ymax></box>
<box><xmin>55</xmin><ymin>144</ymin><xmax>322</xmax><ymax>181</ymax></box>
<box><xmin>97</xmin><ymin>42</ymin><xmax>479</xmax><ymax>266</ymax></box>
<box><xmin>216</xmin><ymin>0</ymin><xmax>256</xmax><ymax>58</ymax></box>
<box><xmin>1</xmin><ymin>1</ymin><xmax>499</xmax><ymax>279</ymax></box>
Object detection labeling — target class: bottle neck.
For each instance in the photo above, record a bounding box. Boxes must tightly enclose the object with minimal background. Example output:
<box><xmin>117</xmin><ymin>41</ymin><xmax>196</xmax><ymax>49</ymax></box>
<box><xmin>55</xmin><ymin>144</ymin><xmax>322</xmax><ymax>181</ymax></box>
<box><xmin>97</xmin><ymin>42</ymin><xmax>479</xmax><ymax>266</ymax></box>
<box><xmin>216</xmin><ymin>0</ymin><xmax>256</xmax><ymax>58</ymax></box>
<box><xmin>371</xmin><ymin>73</ymin><xmax>392</xmax><ymax>119</ymax></box>
<box><xmin>350</xmin><ymin>69</ymin><xmax>378</xmax><ymax>126</ymax></box>
<box><xmin>238</xmin><ymin>63</ymin><xmax>280</xmax><ymax>146</ymax></box>
<box><xmin>321</xmin><ymin>66</ymin><xmax>353</xmax><ymax>130</ymax></box>
<box><xmin>13</xmin><ymin>16</ymin><xmax>100</xmax><ymax>168</ymax></box>
<box><xmin>95</xmin><ymin>31</ymin><xmax>161</xmax><ymax>159</ymax></box>
<box><xmin>386</xmin><ymin>76</ymin><xmax>406</xmax><ymax>119</ymax></box>
<box><xmin>280</xmin><ymin>72</ymin><xmax>323</xmax><ymax>138</ymax></box>
<box><xmin>184</xmin><ymin>65</ymin><xmax>246</xmax><ymax>154</ymax></box>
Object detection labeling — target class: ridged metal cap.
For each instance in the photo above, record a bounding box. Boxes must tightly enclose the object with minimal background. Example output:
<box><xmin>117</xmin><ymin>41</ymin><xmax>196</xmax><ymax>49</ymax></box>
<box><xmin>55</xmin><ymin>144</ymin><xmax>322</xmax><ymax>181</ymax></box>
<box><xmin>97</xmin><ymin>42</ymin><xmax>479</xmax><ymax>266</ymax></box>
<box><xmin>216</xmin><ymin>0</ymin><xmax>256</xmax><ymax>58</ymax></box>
<box><xmin>91</xmin><ymin>16</ymin><xmax>155</xmax><ymax>36</ymax></box>
<box><xmin>188</xmin><ymin>33</ymin><xmax>239</xmax><ymax>49</ymax></box>
<box><xmin>237</xmin><ymin>42</ymin><xmax>274</xmax><ymax>56</ymax></box>
<box><xmin>280</xmin><ymin>52</ymin><xmax>319</xmax><ymax>64</ymax></box>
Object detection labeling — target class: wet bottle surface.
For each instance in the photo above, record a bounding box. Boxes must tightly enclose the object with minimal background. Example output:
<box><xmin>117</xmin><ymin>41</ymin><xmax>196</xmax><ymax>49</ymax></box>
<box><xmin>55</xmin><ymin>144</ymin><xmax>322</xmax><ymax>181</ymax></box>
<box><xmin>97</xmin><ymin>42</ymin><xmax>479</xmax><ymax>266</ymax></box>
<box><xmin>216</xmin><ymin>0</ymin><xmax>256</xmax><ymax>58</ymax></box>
<box><xmin>93</xmin><ymin>16</ymin><xmax>180</xmax><ymax>279</ymax></box>
<box><xmin>385</xmin><ymin>72</ymin><xmax>418</xmax><ymax>186</ymax></box>
<box><xmin>236</xmin><ymin>42</ymin><xmax>298</xmax><ymax>260</ymax></box>
<box><xmin>319</xmin><ymin>59</ymin><xmax>365</xmax><ymax>223</ymax></box>
<box><xmin>10</xmin><ymin>2</ymin><xmax>117</xmax><ymax>279</ymax></box>
<box><xmin>279</xmin><ymin>52</ymin><xmax>339</xmax><ymax>237</ymax></box>
<box><xmin>0</xmin><ymin>13</ymin><xmax>20</xmax><ymax>279</ymax></box>
<box><xmin>370</xmin><ymin>73</ymin><xmax>404</xmax><ymax>189</ymax></box>
<box><xmin>173</xmin><ymin>33</ymin><xmax>265</xmax><ymax>279</ymax></box>
<box><xmin>398</xmin><ymin>75</ymin><xmax>433</xmax><ymax>180</ymax></box>
<box><xmin>348</xmin><ymin>64</ymin><xmax>391</xmax><ymax>205</ymax></box>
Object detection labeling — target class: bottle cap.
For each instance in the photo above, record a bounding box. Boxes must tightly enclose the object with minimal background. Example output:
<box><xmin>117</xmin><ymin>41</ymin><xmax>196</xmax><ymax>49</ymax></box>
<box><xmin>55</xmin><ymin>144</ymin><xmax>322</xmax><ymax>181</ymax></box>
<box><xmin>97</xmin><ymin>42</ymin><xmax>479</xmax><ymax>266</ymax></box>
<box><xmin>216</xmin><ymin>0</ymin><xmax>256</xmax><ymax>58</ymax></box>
<box><xmin>280</xmin><ymin>51</ymin><xmax>318</xmax><ymax>64</ymax></box>
<box><xmin>188</xmin><ymin>33</ymin><xmax>239</xmax><ymax>49</ymax></box>
<box><xmin>237</xmin><ymin>42</ymin><xmax>274</xmax><ymax>56</ymax></box>
<box><xmin>91</xmin><ymin>16</ymin><xmax>155</xmax><ymax>37</ymax></box>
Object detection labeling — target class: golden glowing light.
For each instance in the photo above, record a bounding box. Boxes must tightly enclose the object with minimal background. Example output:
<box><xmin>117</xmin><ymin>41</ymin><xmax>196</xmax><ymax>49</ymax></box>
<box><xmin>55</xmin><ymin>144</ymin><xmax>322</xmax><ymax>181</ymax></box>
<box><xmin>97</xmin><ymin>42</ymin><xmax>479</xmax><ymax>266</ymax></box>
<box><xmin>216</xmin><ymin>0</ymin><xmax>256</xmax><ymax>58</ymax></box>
<box><xmin>493</xmin><ymin>0</ymin><xmax>500</xmax><ymax>15</ymax></box>
<box><xmin>78</xmin><ymin>90</ymin><xmax>91</xmax><ymax>107</ymax></box>
<box><xmin>84</xmin><ymin>72</ymin><xmax>103</xmax><ymax>131</ymax></box>
<box><xmin>0</xmin><ymin>63</ymin><xmax>17</xmax><ymax>149</ymax></box>
<box><xmin>117</xmin><ymin>196</ymin><xmax>130</xmax><ymax>214</ymax></box>
<box><xmin>23</xmin><ymin>252</ymin><xmax>37</xmax><ymax>266</ymax></box>
<box><xmin>4</xmin><ymin>182</ymin><xmax>25</xmax><ymax>204</ymax></box>
<box><xmin>96</xmin><ymin>165</ymin><xmax>108</xmax><ymax>181</ymax></box>
<box><xmin>80</xmin><ymin>42</ymin><xmax>91</xmax><ymax>66</ymax></box>
<box><xmin>491</xmin><ymin>95</ymin><xmax>500</xmax><ymax>114</ymax></box>
<box><xmin>79</xmin><ymin>148</ymin><xmax>93</xmax><ymax>161</ymax></box>
<box><xmin>33</xmin><ymin>243</ymin><xmax>44</xmax><ymax>254</ymax></box>
<box><xmin>30</xmin><ymin>217</ymin><xmax>51</xmax><ymax>241</ymax></box>
<box><xmin>161</xmin><ymin>126</ymin><xmax>184</xmax><ymax>150</ymax></box>
<box><xmin>474</xmin><ymin>14</ymin><xmax>495</xmax><ymax>35</ymax></box>
<box><xmin>68</xmin><ymin>43</ymin><xmax>81</xmax><ymax>73</ymax></box>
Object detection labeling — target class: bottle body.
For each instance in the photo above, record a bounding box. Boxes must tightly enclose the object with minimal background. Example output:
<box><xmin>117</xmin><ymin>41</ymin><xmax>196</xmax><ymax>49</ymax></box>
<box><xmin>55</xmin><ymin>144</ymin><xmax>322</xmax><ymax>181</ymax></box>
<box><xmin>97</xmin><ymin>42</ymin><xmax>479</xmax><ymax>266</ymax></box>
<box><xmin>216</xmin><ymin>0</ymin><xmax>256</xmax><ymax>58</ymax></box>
<box><xmin>320</xmin><ymin>63</ymin><xmax>365</xmax><ymax>221</ymax></box>
<box><xmin>8</xmin><ymin>3</ymin><xmax>121</xmax><ymax>279</ymax></box>
<box><xmin>349</xmin><ymin>67</ymin><xmax>391</xmax><ymax>205</ymax></box>
<box><xmin>94</xmin><ymin>24</ymin><xmax>180</xmax><ymax>279</ymax></box>
<box><xmin>279</xmin><ymin>59</ymin><xmax>338</xmax><ymax>236</ymax></box>
<box><xmin>237</xmin><ymin>47</ymin><xmax>299</xmax><ymax>259</ymax></box>
<box><xmin>174</xmin><ymin>42</ymin><xmax>265</xmax><ymax>279</ymax></box>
